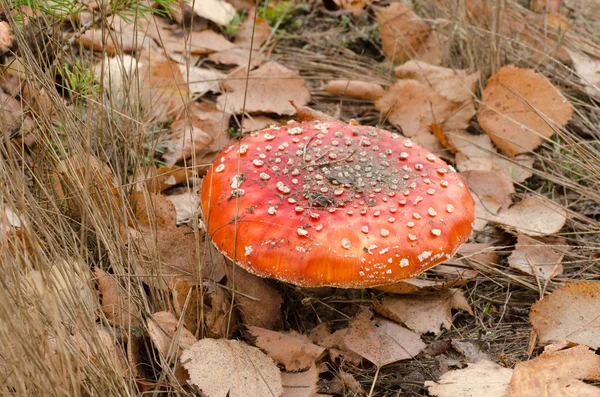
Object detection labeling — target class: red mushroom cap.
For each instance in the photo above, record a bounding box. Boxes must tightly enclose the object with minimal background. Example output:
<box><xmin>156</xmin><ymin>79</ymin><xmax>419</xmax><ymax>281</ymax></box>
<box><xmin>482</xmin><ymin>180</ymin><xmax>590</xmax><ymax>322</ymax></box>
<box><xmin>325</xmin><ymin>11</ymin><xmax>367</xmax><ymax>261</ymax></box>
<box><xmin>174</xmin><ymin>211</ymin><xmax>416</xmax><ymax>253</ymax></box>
<box><xmin>201</xmin><ymin>120</ymin><xmax>475</xmax><ymax>288</ymax></box>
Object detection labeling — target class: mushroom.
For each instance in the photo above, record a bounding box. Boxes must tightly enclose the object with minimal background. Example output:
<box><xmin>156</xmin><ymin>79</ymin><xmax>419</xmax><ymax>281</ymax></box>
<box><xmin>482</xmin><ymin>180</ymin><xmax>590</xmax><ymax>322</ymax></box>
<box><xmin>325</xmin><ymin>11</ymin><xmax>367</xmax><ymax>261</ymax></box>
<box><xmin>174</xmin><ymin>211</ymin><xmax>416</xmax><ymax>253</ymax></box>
<box><xmin>200</xmin><ymin>120</ymin><xmax>475</xmax><ymax>288</ymax></box>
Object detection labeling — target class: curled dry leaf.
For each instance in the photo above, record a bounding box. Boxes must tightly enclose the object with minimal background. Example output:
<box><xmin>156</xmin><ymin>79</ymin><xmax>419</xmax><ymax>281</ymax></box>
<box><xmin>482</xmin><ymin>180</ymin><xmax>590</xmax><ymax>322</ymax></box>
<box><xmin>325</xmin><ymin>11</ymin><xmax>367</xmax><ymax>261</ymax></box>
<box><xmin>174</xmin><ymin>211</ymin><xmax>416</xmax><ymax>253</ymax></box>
<box><xmin>147</xmin><ymin>311</ymin><xmax>197</xmax><ymax>357</ymax></box>
<box><xmin>375</xmin><ymin>79</ymin><xmax>457</xmax><ymax>137</ymax></box>
<box><xmin>217</xmin><ymin>61</ymin><xmax>310</xmax><ymax>115</ymax></box>
<box><xmin>181</xmin><ymin>339</ymin><xmax>284</xmax><ymax>397</ymax></box>
<box><xmin>248</xmin><ymin>326</ymin><xmax>326</xmax><ymax>371</ymax></box>
<box><xmin>131</xmin><ymin>165</ymin><xmax>192</xmax><ymax>194</ymax></box>
<box><xmin>343</xmin><ymin>309</ymin><xmax>426</xmax><ymax>367</ymax></box>
<box><xmin>375</xmin><ymin>3</ymin><xmax>433</xmax><ymax>64</ymax></box>
<box><xmin>508</xmin><ymin>234</ymin><xmax>564</xmax><ymax>280</ymax></box>
<box><xmin>529</xmin><ymin>282</ymin><xmax>600</xmax><ymax>349</ymax></box>
<box><xmin>312</xmin><ymin>325</ymin><xmax>363</xmax><ymax>366</ymax></box>
<box><xmin>95</xmin><ymin>267</ymin><xmax>141</xmax><ymax>328</ymax></box>
<box><xmin>0</xmin><ymin>21</ymin><xmax>13</xmax><ymax>52</ymax></box>
<box><xmin>227</xmin><ymin>265</ymin><xmax>283</xmax><ymax>330</ymax></box>
<box><xmin>73</xmin><ymin>28</ymin><xmax>150</xmax><ymax>55</ymax></box>
<box><xmin>72</xmin><ymin>325</ymin><xmax>129</xmax><ymax>376</ymax></box>
<box><xmin>477</xmin><ymin>65</ymin><xmax>573</xmax><ymax>157</ymax></box>
<box><xmin>376</xmin><ymin>277</ymin><xmax>468</xmax><ymax>295</ymax></box>
<box><xmin>293</xmin><ymin>103</ymin><xmax>337</xmax><ymax>123</ymax></box>
<box><xmin>323</xmin><ymin>80</ymin><xmax>385</xmax><ymax>101</ymax></box>
<box><xmin>374</xmin><ymin>289</ymin><xmax>473</xmax><ymax>335</ymax></box>
<box><xmin>505</xmin><ymin>345</ymin><xmax>600</xmax><ymax>396</ymax></box>
<box><xmin>425</xmin><ymin>360</ymin><xmax>512</xmax><ymax>397</ymax></box>
<box><xmin>281</xmin><ymin>363</ymin><xmax>319</xmax><ymax>397</ymax></box>
<box><xmin>487</xmin><ymin>196</ymin><xmax>567</xmax><ymax>236</ymax></box>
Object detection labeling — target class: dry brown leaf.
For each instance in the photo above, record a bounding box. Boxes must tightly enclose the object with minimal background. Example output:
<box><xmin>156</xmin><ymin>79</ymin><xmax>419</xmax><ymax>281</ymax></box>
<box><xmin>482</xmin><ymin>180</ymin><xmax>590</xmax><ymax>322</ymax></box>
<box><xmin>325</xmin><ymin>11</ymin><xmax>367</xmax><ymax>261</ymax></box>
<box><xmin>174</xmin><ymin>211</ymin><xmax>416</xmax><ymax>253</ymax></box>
<box><xmin>566</xmin><ymin>49</ymin><xmax>600</xmax><ymax>100</ymax></box>
<box><xmin>395</xmin><ymin>60</ymin><xmax>480</xmax><ymax>104</ymax></box>
<box><xmin>425</xmin><ymin>360</ymin><xmax>512</xmax><ymax>397</ymax></box>
<box><xmin>72</xmin><ymin>325</ymin><xmax>129</xmax><ymax>375</ymax></box>
<box><xmin>492</xmin><ymin>155</ymin><xmax>535</xmax><ymax>183</ymax></box>
<box><xmin>73</xmin><ymin>28</ymin><xmax>150</xmax><ymax>55</ymax></box>
<box><xmin>95</xmin><ymin>267</ymin><xmax>141</xmax><ymax>328</ymax></box>
<box><xmin>132</xmin><ymin>191</ymin><xmax>178</xmax><ymax>227</ymax></box>
<box><xmin>165</xmin><ymin>189</ymin><xmax>200</xmax><ymax>225</ymax></box>
<box><xmin>473</xmin><ymin>194</ymin><xmax>502</xmax><ymax>232</ymax></box>
<box><xmin>204</xmin><ymin>283</ymin><xmax>232</xmax><ymax>338</ymax></box>
<box><xmin>323</xmin><ymin>80</ymin><xmax>385</xmax><ymax>101</ymax></box>
<box><xmin>375</xmin><ymin>79</ymin><xmax>458</xmax><ymax>137</ymax></box>
<box><xmin>343</xmin><ymin>309</ymin><xmax>426</xmax><ymax>367</ymax></box>
<box><xmin>208</xmin><ymin>47</ymin><xmax>268</xmax><ymax>68</ymax></box>
<box><xmin>227</xmin><ymin>265</ymin><xmax>283</xmax><ymax>330</ymax></box>
<box><xmin>249</xmin><ymin>327</ymin><xmax>326</xmax><ymax>371</ymax></box>
<box><xmin>447</xmin><ymin>130</ymin><xmax>495</xmax><ymax>159</ymax></box>
<box><xmin>530</xmin><ymin>282</ymin><xmax>600</xmax><ymax>349</ymax></box>
<box><xmin>376</xmin><ymin>277</ymin><xmax>468</xmax><ymax>294</ymax></box>
<box><xmin>311</xmin><ymin>326</ymin><xmax>362</xmax><ymax>365</ymax></box>
<box><xmin>477</xmin><ymin>65</ymin><xmax>573</xmax><ymax>157</ymax></box>
<box><xmin>217</xmin><ymin>62</ymin><xmax>310</xmax><ymax>115</ymax></box>
<box><xmin>374</xmin><ymin>289</ymin><xmax>473</xmax><ymax>335</ymax></box>
<box><xmin>329</xmin><ymin>0</ymin><xmax>370</xmax><ymax>17</ymax></box>
<box><xmin>161</xmin><ymin>102</ymin><xmax>229</xmax><ymax>166</ymax></box>
<box><xmin>508</xmin><ymin>234</ymin><xmax>564</xmax><ymax>280</ymax></box>
<box><xmin>131</xmin><ymin>165</ymin><xmax>192</xmax><ymax>193</ymax></box>
<box><xmin>463</xmin><ymin>170</ymin><xmax>515</xmax><ymax>210</ymax></box>
<box><xmin>505</xmin><ymin>345</ymin><xmax>600</xmax><ymax>396</ymax></box>
<box><xmin>281</xmin><ymin>364</ymin><xmax>319</xmax><ymax>397</ymax></box>
<box><xmin>487</xmin><ymin>195</ymin><xmax>567</xmax><ymax>236</ymax></box>
<box><xmin>293</xmin><ymin>104</ymin><xmax>337</xmax><ymax>123</ymax></box>
<box><xmin>0</xmin><ymin>88</ymin><xmax>22</xmax><ymax>132</ymax></box>
<box><xmin>180</xmin><ymin>65</ymin><xmax>224</xmax><ymax>97</ymax></box>
<box><xmin>375</xmin><ymin>3</ymin><xmax>433</xmax><ymax>64</ymax></box>
<box><xmin>0</xmin><ymin>21</ymin><xmax>13</xmax><ymax>52</ymax></box>
<box><xmin>181</xmin><ymin>338</ymin><xmax>284</xmax><ymax>397</ymax></box>
<box><xmin>147</xmin><ymin>311</ymin><xmax>197</xmax><ymax>358</ymax></box>
<box><xmin>235</xmin><ymin>8</ymin><xmax>272</xmax><ymax>49</ymax></box>
<box><xmin>241</xmin><ymin>115</ymin><xmax>280</xmax><ymax>132</ymax></box>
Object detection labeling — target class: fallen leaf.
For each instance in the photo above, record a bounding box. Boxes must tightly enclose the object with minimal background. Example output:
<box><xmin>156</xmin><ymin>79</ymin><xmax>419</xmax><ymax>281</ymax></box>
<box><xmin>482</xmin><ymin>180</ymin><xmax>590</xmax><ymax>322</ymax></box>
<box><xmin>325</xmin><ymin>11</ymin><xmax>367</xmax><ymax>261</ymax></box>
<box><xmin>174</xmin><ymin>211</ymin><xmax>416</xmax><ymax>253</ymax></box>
<box><xmin>505</xmin><ymin>345</ymin><xmax>600</xmax><ymax>396</ymax></box>
<box><xmin>241</xmin><ymin>115</ymin><xmax>280</xmax><ymax>132</ymax></box>
<box><xmin>323</xmin><ymin>80</ymin><xmax>385</xmax><ymax>101</ymax></box>
<box><xmin>312</xmin><ymin>326</ymin><xmax>363</xmax><ymax>365</ymax></box>
<box><xmin>429</xmin><ymin>124</ymin><xmax>457</xmax><ymax>154</ymax></box>
<box><xmin>131</xmin><ymin>165</ymin><xmax>192</xmax><ymax>193</ymax></box>
<box><xmin>425</xmin><ymin>360</ymin><xmax>513</xmax><ymax>397</ymax></box>
<box><xmin>293</xmin><ymin>104</ymin><xmax>337</xmax><ymax>122</ymax></box>
<box><xmin>248</xmin><ymin>326</ymin><xmax>326</xmax><ymax>371</ymax></box>
<box><xmin>208</xmin><ymin>47</ymin><xmax>268</xmax><ymax>68</ymax></box>
<box><xmin>451</xmin><ymin>339</ymin><xmax>491</xmax><ymax>363</ymax></box>
<box><xmin>328</xmin><ymin>369</ymin><xmax>364</xmax><ymax>396</ymax></box>
<box><xmin>281</xmin><ymin>364</ymin><xmax>319</xmax><ymax>397</ymax></box>
<box><xmin>477</xmin><ymin>65</ymin><xmax>573</xmax><ymax>157</ymax></box>
<box><xmin>72</xmin><ymin>325</ymin><xmax>129</xmax><ymax>375</ymax></box>
<box><xmin>181</xmin><ymin>338</ymin><xmax>284</xmax><ymax>397</ymax></box>
<box><xmin>95</xmin><ymin>267</ymin><xmax>141</xmax><ymax>328</ymax></box>
<box><xmin>203</xmin><ymin>283</ymin><xmax>232</xmax><ymax>338</ymax></box>
<box><xmin>73</xmin><ymin>28</ymin><xmax>150</xmax><ymax>55</ymax></box>
<box><xmin>161</xmin><ymin>102</ymin><xmax>229</xmax><ymax>166</ymax></box>
<box><xmin>147</xmin><ymin>311</ymin><xmax>197</xmax><ymax>358</ymax></box>
<box><xmin>473</xmin><ymin>194</ymin><xmax>502</xmax><ymax>232</ymax></box>
<box><xmin>447</xmin><ymin>130</ymin><xmax>495</xmax><ymax>159</ymax></box>
<box><xmin>191</xmin><ymin>0</ymin><xmax>236</xmax><ymax>25</ymax></box>
<box><xmin>375</xmin><ymin>3</ymin><xmax>432</xmax><ymax>64</ymax></box>
<box><xmin>508</xmin><ymin>234</ymin><xmax>564</xmax><ymax>279</ymax></box>
<box><xmin>165</xmin><ymin>188</ymin><xmax>200</xmax><ymax>225</ymax></box>
<box><xmin>217</xmin><ymin>61</ymin><xmax>310</xmax><ymax>115</ymax></box>
<box><xmin>374</xmin><ymin>289</ymin><xmax>473</xmax><ymax>335</ymax></box>
<box><xmin>394</xmin><ymin>60</ymin><xmax>480</xmax><ymax>103</ymax></box>
<box><xmin>343</xmin><ymin>309</ymin><xmax>426</xmax><ymax>367</ymax></box>
<box><xmin>566</xmin><ymin>49</ymin><xmax>600</xmax><ymax>100</ymax></box>
<box><xmin>227</xmin><ymin>265</ymin><xmax>283</xmax><ymax>330</ymax></box>
<box><xmin>235</xmin><ymin>8</ymin><xmax>272</xmax><ymax>49</ymax></box>
<box><xmin>180</xmin><ymin>65</ymin><xmax>224</xmax><ymax>97</ymax></box>
<box><xmin>530</xmin><ymin>282</ymin><xmax>600</xmax><ymax>348</ymax></box>
<box><xmin>376</xmin><ymin>277</ymin><xmax>468</xmax><ymax>294</ymax></box>
<box><xmin>0</xmin><ymin>21</ymin><xmax>13</xmax><ymax>52</ymax></box>
<box><xmin>463</xmin><ymin>170</ymin><xmax>515</xmax><ymax>210</ymax></box>
<box><xmin>487</xmin><ymin>196</ymin><xmax>567</xmax><ymax>236</ymax></box>
<box><xmin>375</xmin><ymin>79</ymin><xmax>458</xmax><ymax>137</ymax></box>
<box><xmin>491</xmin><ymin>155</ymin><xmax>535</xmax><ymax>183</ymax></box>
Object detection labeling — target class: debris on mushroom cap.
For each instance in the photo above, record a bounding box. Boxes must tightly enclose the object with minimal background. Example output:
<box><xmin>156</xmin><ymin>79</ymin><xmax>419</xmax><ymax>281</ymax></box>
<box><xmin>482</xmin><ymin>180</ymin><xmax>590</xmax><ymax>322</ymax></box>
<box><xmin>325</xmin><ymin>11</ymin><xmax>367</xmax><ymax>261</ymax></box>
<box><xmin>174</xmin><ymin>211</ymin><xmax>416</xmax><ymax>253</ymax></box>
<box><xmin>200</xmin><ymin>120</ymin><xmax>475</xmax><ymax>288</ymax></box>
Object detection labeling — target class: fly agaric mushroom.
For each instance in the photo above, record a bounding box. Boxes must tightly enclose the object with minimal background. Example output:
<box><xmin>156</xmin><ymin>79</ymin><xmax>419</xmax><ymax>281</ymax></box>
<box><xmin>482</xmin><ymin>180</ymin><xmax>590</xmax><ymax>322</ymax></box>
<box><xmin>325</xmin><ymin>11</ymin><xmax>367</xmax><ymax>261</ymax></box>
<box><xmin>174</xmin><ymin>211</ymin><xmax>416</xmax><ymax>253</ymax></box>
<box><xmin>201</xmin><ymin>120</ymin><xmax>475</xmax><ymax>288</ymax></box>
